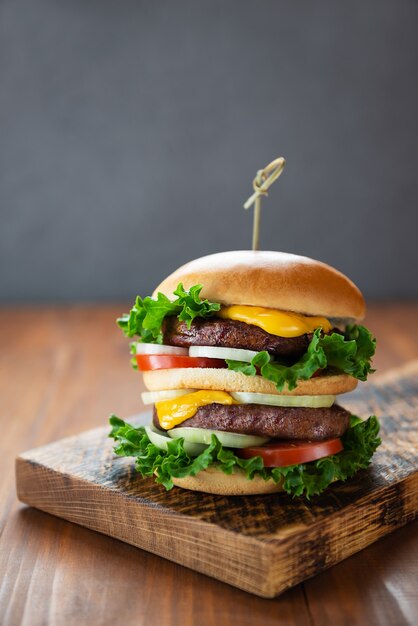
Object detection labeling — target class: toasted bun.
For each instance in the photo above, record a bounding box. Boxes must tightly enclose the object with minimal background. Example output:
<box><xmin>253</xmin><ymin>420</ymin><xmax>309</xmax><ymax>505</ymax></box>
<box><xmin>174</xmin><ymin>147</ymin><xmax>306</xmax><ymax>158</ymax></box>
<box><xmin>143</xmin><ymin>367</ymin><xmax>358</xmax><ymax>395</ymax></box>
<box><xmin>154</xmin><ymin>250</ymin><xmax>365</xmax><ymax>322</ymax></box>
<box><xmin>170</xmin><ymin>465</ymin><xmax>284</xmax><ymax>495</ymax></box>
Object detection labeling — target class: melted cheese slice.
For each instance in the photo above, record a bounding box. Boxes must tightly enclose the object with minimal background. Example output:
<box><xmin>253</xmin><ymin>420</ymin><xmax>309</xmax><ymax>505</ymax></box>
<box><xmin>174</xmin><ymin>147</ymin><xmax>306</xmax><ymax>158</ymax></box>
<box><xmin>218</xmin><ymin>305</ymin><xmax>332</xmax><ymax>337</ymax></box>
<box><xmin>155</xmin><ymin>390</ymin><xmax>237</xmax><ymax>430</ymax></box>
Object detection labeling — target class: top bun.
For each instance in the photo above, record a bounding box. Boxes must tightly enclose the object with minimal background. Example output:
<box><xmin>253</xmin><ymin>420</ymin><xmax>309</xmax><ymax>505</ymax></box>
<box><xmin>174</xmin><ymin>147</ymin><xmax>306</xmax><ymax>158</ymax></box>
<box><xmin>153</xmin><ymin>250</ymin><xmax>365</xmax><ymax>322</ymax></box>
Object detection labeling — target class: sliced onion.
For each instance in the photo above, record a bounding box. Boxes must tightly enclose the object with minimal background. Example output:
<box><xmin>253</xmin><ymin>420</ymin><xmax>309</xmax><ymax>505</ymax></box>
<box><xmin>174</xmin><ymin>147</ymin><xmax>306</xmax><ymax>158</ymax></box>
<box><xmin>168</xmin><ymin>427</ymin><xmax>269</xmax><ymax>448</ymax></box>
<box><xmin>189</xmin><ymin>345</ymin><xmax>258</xmax><ymax>362</ymax></box>
<box><xmin>135</xmin><ymin>343</ymin><xmax>188</xmax><ymax>356</ymax></box>
<box><xmin>145</xmin><ymin>424</ymin><xmax>206</xmax><ymax>457</ymax></box>
<box><xmin>141</xmin><ymin>389</ymin><xmax>196</xmax><ymax>405</ymax></box>
<box><xmin>231</xmin><ymin>392</ymin><xmax>336</xmax><ymax>408</ymax></box>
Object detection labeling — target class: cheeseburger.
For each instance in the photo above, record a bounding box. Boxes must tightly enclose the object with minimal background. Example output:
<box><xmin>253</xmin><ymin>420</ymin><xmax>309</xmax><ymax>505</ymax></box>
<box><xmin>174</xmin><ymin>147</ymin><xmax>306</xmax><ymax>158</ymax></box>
<box><xmin>110</xmin><ymin>250</ymin><xmax>380</xmax><ymax>496</ymax></box>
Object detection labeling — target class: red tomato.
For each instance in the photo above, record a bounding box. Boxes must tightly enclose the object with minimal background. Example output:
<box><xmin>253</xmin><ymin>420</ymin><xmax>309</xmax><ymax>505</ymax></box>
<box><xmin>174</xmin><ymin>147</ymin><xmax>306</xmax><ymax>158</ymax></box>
<box><xmin>311</xmin><ymin>369</ymin><xmax>324</xmax><ymax>378</ymax></box>
<box><xmin>236</xmin><ymin>438</ymin><xmax>343</xmax><ymax>467</ymax></box>
<box><xmin>135</xmin><ymin>354</ymin><xmax>227</xmax><ymax>371</ymax></box>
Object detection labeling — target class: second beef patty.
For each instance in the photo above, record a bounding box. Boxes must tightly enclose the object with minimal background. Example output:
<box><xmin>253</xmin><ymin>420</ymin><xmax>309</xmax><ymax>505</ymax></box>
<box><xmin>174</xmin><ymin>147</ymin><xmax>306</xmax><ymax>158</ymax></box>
<box><xmin>153</xmin><ymin>402</ymin><xmax>351</xmax><ymax>440</ymax></box>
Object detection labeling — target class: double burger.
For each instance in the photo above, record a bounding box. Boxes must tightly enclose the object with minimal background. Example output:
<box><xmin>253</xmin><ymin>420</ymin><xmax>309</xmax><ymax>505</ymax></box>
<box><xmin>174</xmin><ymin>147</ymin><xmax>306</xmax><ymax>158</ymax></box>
<box><xmin>110</xmin><ymin>250</ymin><xmax>380</xmax><ymax>496</ymax></box>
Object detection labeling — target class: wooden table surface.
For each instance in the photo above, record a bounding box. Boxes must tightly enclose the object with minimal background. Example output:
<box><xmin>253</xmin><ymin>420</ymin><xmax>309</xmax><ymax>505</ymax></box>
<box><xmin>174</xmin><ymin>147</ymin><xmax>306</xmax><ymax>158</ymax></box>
<box><xmin>1</xmin><ymin>303</ymin><xmax>417</xmax><ymax>626</ymax></box>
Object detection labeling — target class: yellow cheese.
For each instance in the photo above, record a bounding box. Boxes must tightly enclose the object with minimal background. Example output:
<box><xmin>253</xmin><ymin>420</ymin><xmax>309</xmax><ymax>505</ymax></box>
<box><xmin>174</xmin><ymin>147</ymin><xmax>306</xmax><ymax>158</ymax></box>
<box><xmin>155</xmin><ymin>390</ymin><xmax>237</xmax><ymax>430</ymax></box>
<box><xmin>218</xmin><ymin>305</ymin><xmax>332</xmax><ymax>338</ymax></box>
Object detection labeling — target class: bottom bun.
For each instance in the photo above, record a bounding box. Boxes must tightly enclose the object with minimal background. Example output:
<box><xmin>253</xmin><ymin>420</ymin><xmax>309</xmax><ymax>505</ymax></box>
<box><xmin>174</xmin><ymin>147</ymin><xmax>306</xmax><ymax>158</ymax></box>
<box><xmin>169</xmin><ymin>465</ymin><xmax>284</xmax><ymax>495</ymax></box>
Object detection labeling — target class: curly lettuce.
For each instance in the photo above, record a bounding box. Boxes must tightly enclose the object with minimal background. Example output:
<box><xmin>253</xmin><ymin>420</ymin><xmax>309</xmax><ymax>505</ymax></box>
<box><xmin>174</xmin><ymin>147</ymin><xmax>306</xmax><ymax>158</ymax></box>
<box><xmin>109</xmin><ymin>414</ymin><xmax>381</xmax><ymax>499</ymax></box>
<box><xmin>117</xmin><ymin>283</ymin><xmax>220</xmax><ymax>343</ymax></box>
<box><xmin>227</xmin><ymin>326</ymin><xmax>376</xmax><ymax>391</ymax></box>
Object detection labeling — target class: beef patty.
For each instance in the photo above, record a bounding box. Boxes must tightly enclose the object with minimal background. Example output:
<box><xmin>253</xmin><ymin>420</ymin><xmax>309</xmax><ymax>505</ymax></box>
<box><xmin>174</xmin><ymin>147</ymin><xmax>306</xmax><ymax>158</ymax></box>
<box><xmin>153</xmin><ymin>403</ymin><xmax>350</xmax><ymax>440</ymax></box>
<box><xmin>162</xmin><ymin>317</ymin><xmax>317</xmax><ymax>357</ymax></box>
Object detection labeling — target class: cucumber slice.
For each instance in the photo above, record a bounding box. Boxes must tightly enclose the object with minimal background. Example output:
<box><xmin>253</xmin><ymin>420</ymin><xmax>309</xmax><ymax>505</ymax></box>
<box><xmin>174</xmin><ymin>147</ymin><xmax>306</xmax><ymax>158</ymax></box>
<box><xmin>231</xmin><ymin>392</ymin><xmax>336</xmax><ymax>408</ymax></box>
<box><xmin>189</xmin><ymin>345</ymin><xmax>258</xmax><ymax>363</ymax></box>
<box><xmin>167</xmin><ymin>427</ymin><xmax>269</xmax><ymax>448</ymax></box>
<box><xmin>145</xmin><ymin>424</ymin><xmax>206</xmax><ymax>457</ymax></box>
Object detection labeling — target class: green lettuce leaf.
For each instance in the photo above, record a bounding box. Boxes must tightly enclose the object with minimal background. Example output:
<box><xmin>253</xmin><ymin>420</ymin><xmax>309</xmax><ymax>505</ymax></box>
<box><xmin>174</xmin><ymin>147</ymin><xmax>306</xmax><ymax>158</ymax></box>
<box><xmin>129</xmin><ymin>342</ymin><xmax>138</xmax><ymax>369</ymax></box>
<box><xmin>173</xmin><ymin>283</ymin><xmax>221</xmax><ymax>326</ymax></box>
<box><xmin>272</xmin><ymin>414</ymin><xmax>381</xmax><ymax>496</ymax></box>
<box><xmin>342</xmin><ymin>325</ymin><xmax>377</xmax><ymax>379</ymax></box>
<box><xmin>227</xmin><ymin>325</ymin><xmax>376</xmax><ymax>391</ymax></box>
<box><xmin>108</xmin><ymin>414</ymin><xmax>381</xmax><ymax>498</ymax></box>
<box><xmin>117</xmin><ymin>283</ymin><xmax>220</xmax><ymax>343</ymax></box>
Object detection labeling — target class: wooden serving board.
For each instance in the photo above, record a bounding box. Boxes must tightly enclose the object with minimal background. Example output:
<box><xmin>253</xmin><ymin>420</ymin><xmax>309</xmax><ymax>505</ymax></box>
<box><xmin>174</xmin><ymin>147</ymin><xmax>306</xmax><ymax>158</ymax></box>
<box><xmin>16</xmin><ymin>362</ymin><xmax>418</xmax><ymax>598</ymax></box>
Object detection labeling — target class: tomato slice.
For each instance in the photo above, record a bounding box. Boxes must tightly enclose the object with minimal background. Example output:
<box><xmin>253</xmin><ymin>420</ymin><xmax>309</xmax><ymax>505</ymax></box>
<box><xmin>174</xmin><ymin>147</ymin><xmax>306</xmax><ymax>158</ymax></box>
<box><xmin>236</xmin><ymin>438</ymin><xmax>343</xmax><ymax>467</ymax></box>
<box><xmin>135</xmin><ymin>354</ymin><xmax>227</xmax><ymax>371</ymax></box>
<box><xmin>311</xmin><ymin>369</ymin><xmax>324</xmax><ymax>378</ymax></box>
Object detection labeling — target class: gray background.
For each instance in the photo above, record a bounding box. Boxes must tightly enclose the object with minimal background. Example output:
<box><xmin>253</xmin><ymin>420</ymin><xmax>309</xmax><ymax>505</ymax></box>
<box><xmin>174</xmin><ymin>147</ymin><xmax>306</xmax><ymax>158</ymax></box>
<box><xmin>1</xmin><ymin>0</ymin><xmax>417</xmax><ymax>302</ymax></box>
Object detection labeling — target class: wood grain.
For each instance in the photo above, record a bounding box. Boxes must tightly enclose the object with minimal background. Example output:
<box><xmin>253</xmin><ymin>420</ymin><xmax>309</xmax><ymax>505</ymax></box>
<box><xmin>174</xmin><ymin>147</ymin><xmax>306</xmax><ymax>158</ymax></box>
<box><xmin>1</xmin><ymin>304</ymin><xmax>418</xmax><ymax>624</ymax></box>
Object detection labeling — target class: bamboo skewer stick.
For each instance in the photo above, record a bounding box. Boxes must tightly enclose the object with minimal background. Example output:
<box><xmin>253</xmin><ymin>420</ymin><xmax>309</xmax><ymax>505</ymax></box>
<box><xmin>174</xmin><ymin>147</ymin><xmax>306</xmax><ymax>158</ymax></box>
<box><xmin>243</xmin><ymin>157</ymin><xmax>286</xmax><ymax>251</ymax></box>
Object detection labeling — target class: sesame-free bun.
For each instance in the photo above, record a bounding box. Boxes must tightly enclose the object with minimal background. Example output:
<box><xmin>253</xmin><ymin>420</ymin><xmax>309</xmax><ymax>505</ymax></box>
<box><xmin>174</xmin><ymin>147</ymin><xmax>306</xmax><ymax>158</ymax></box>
<box><xmin>170</xmin><ymin>465</ymin><xmax>284</xmax><ymax>495</ymax></box>
<box><xmin>154</xmin><ymin>250</ymin><xmax>365</xmax><ymax>322</ymax></box>
<box><xmin>143</xmin><ymin>367</ymin><xmax>358</xmax><ymax>396</ymax></box>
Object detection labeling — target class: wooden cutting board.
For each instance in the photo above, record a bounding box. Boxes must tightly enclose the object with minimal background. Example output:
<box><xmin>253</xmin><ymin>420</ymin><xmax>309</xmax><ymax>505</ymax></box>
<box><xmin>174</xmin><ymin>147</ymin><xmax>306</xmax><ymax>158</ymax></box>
<box><xmin>15</xmin><ymin>361</ymin><xmax>418</xmax><ymax>598</ymax></box>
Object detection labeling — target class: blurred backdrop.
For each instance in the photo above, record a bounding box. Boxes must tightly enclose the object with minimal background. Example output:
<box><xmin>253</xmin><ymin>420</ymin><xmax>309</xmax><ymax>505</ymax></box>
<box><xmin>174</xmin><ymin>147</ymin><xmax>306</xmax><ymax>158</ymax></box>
<box><xmin>1</xmin><ymin>0</ymin><xmax>417</xmax><ymax>302</ymax></box>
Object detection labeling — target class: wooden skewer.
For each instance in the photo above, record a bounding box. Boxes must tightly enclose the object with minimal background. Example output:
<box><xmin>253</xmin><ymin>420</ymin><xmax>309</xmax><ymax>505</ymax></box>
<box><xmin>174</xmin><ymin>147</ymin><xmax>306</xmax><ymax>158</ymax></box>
<box><xmin>243</xmin><ymin>157</ymin><xmax>286</xmax><ymax>251</ymax></box>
